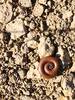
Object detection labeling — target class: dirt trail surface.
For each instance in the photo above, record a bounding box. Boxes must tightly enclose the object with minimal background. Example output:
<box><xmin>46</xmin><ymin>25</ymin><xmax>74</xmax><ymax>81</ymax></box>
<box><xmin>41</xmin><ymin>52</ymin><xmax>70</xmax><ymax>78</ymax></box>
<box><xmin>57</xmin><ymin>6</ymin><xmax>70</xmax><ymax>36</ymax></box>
<box><xmin>0</xmin><ymin>0</ymin><xmax>75</xmax><ymax>100</ymax></box>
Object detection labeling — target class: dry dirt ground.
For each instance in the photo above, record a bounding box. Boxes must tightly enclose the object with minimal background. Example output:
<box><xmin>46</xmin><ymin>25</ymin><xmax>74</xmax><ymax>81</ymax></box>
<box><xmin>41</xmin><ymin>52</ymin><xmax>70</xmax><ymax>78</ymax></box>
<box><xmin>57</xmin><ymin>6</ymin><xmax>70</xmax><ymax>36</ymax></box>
<box><xmin>0</xmin><ymin>0</ymin><xmax>75</xmax><ymax>100</ymax></box>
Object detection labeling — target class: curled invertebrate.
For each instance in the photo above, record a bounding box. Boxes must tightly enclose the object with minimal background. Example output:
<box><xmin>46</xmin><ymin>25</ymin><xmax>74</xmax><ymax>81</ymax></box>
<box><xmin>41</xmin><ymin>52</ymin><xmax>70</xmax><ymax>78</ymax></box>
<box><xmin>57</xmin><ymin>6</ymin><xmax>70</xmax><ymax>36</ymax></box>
<box><xmin>39</xmin><ymin>56</ymin><xmax>60</xmax><ymax>79</ymax></box>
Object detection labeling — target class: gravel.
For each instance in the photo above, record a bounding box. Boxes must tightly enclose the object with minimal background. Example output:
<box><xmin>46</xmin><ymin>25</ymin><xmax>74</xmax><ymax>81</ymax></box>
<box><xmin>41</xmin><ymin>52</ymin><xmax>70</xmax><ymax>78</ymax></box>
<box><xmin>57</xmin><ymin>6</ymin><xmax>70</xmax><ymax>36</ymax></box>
<box><xmin>33</xmin><ymin>2</ymin><xmax>44</xmax><ymax>17</ymax></box>
<box><xmin>0</xmin><ymin>0</ymin><xmax>75</xmax><ymax>100</ymax></box>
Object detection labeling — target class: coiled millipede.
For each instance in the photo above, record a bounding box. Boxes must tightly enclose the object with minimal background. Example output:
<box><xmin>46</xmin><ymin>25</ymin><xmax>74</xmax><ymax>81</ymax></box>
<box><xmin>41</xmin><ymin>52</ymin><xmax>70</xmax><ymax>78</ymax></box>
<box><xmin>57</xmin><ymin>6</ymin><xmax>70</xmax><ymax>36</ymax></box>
<box><xmin>39</xmin><ymin>56</ymin><xmax>60</xmax><ymax>79</ymax></box>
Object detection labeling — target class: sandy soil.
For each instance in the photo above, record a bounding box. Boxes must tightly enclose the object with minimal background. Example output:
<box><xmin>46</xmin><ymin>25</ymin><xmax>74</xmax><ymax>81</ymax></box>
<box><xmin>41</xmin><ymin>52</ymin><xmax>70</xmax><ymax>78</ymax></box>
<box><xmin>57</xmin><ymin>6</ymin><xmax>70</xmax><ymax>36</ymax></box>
<box><xmin>0</xmin><ymin>0</ymin><xmax>75</xmax><ymax>100</ymax></box>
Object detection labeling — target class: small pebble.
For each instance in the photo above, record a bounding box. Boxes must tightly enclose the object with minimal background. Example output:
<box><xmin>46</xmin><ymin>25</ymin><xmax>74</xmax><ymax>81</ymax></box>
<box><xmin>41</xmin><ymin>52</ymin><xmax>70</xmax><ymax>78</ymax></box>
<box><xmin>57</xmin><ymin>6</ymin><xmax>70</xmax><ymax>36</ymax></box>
<box><xmin>9</xmin><ymin>75</ymin><xmax>15</xmax><ymax>83</ymax></box>
<box><xmin>6</xmin><ymin>18</ymin><xmax>25</xmax><ymax>39</ymax></box>
<box><xmin>62</xmin><ymin>10</ymin><xmax>72</xmax><ymax>20</ymax></box>
<box><xmin>47</xmin><ymin>1</ymin><xmax>51</xmax><ymax>7</ymax></box>
<box><xmin>14</xmin><ymin>55</ymin><xmax>22</xmax><ymax>65</ymax></box>
<box><xmin>18</xmin><ymin>69</ymin><xmax>24</xmax><ymax>79</ymax></box>
<box><xmin>0</xmin><ymin>3</ymin><xmax>12</xmax><ymax>23</ymax></box>
<box><xmin>27</xmin><ymin>40</ymin><xmax>38</xmax><ymax>49</ymax></box>
<box><xmin>33</xmin><ymin>3</ymin><xmax>44</xmax><ymax>17</ymax></box>
<box><xmin>57</xmin><ymin>96</ymin><xmax>68</xmax><ymax>100</ymax></box>
<box><xmin>73</xmin><ymin>77</ymin><xmax>75</xmax><ymax>86</ymax></box>
<box><xmin>19</xmin><ymin>0</ymin><xmax>32</xmax><ymax>7</ymax></box>
<box><xmin>27</xmin><ymin>65</ymin><xmax>40</xmax><ymax>79</ymax></box>
<box><xmin>61</xmin><ymin>78</ymin><xmax>67</xmax><ymax>89</ymax></box>
<box><xmin>38</xmin><ymin>37</ymin><xmax>55</xmax><ymax>58</ymax></box>
<box><xmin>70</xmin><ymin>15</ymin><xmax>75</xmax><ymax>28</ymax></box>
<box><xmin>62</xmin><ymin>88</ymin><xmax>72</xmax><ymax>97</ymax></box>
<box><xmin>20</xmin><ymin>96</ymin><xmax>35</xmax><ymax>100</ymax></box>
<box><xmin>39</xmin><ymin>0</ymin><xmax>47</xmax><ymax>5</ymax></box>
<box><xmin>0</xmin><ymin>0</ymin><xmax>4</xmax><ymax>3</ymax></box>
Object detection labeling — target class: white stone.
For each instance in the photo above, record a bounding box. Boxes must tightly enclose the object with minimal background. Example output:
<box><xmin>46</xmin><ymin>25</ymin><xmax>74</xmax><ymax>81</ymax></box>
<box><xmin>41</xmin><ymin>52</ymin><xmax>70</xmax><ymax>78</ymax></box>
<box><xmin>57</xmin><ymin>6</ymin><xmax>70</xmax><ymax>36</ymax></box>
<box><xmin>61</xmin><ymin>78</ymin><xmax>67</xmax><ymax>89</ymax></box>
<box><xmin>46</xmin><ymin>88</ymin><xmax>51</xmax><ymax>96</ymax></box>
<box><xmin>57</xmin><ymin>96</ymin><xmax>68</xmax><ymax>100</ymax></box>
<box><xmin>38</xmin><ymin>37</ymin><xmax>46</xmax><ymax>58</ymax></box>
<box><xmin>27</xmin><ymin>66</ymin><xmax>40</xmax><ymax>79</ymax></box>
<box><xmin>47</xmin><ymin>13</ymin><xmax>62</xmax><ymax>30</ymax></box>
<box><xmin>19</xmin><ymin>0</ymin><xmax>32</xmax><ymax>7</ymax></box>
<box><xmin>0</xmin><ymin>5</ymin><xmax>6</xmax><ymax>23</ymax></box>
<box><xmin>62</xmin><ymin>88</ymin><xmax>72</xmax><ymax>97</ymax></box>
<box><xmin>0</xmin><ymin>3</ymin><xmax>12</xmax><ymax>23</ymax></box>
<box><xmin>27</xmin><ymin>40</ymin><xmax>38</xmax><ymax>49</ymax></box>
<box><xmin>33</xmin><ymin>3</ymin><xmax>44</xmax><ymax>17</ymax></box>
<box><xmin>73</xmin><ymin>78</ymin><xmax>75</xmax><ymax>86</ymax></box>
<box><xmin>33</xmin><ymin>61</ymin><xmax>39</xmax><ymax>68</ymax></box>
<box><xmin>0</xmin><ymin>0</ymin><xmax>4</xmax><ymax>3</ymax></box>
<box><xmin>47</xmin><ymin>1</ymin><xmax>51</xmax><ymax>7</ymax></box>
<box><xmin>46</xmin><ymin>13</ymin><xmax>56</xmax><ymax>30</ymax></box>
<box><xmin>21</xmin><ymin>96</ymin><xmax>35</xmax><ymax>100</ymax></box>
<box><xmin>15</xmin><ymin>55</ymin><xmax>22</xmax><ymax>64</ymax></box>
<box><xmin>18</xmin><ymin>69</ymin><xmax>24</xmax><ymax>79</ymax></box>
<box><xmin>53</xmin><ymin>75</ymin><xmax>62</xmax><ymax>83</ymax></box>
<box><xmin>5</xmin><ymin>2</ymin><xmax>12</xmax><ymax>23</ymax></box>
<box><xmin>38</xmin><ymin>37</ymin><xmax>54</xmax><ymax>58</ymax></box>
<box><xmin>39</xmin><ymin>0</ymin><xmax>47</xmax><ymax>5</ymax></box>
<box><xmin>6</xmin><ymin>18</ymin><xmax>25</xmax><ymax>39</ymax></box>
<box><xmin>0</xmin><ymin>33</ymin><xmax>3</xmax><ymax>40</ymax></box>
<box><xmin>27</xmin><ymin>31</ymin><xmax>37</xmax><ymax>40</ymax></box>
<box><xmin>9</xmin><ymin>75</ymin><xmax>15</xmax><ymax>83</ymax></box>
<box><xmin>10</xmin><ymin>46</ymin><xmax>22</xmax><ymax>66</ymax></box>
<box><xmin>27</xmin><ymin>67</ymin><xmax>34</xmax><ymax>79</ymax></box>
<box><xmin>70</xmin><ymin>15</ymin><xmax>75</xmax><ymax>28</ymax></box>
<box><xmin>63</xmin><ymin>10</ymin><xmax>72</xmax><ymax>20</ymax></box>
